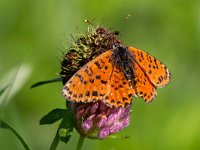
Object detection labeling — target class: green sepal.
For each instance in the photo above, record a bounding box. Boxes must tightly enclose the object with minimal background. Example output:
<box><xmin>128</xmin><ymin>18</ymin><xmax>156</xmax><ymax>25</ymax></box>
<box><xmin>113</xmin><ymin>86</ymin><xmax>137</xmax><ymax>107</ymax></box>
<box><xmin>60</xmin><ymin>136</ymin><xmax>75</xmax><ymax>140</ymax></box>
<box><xmin>40</xmin><ymin>108</ymin><xmax>66</xmax><ymax>125</ymax></box>
<box><xmin>58</xmin><ymin>109</ymin><xmax>74</xmax><ymax>143</ymax></box>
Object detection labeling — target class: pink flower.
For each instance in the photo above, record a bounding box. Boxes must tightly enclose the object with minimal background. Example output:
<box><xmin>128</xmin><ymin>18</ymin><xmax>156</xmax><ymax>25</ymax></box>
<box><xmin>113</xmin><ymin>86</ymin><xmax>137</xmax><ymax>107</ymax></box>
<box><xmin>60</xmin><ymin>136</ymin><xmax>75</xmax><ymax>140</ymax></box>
<box><xmin>71</xmin><ymin>101</ymin><xmax>131</xmax><ymax>139</ymax></box>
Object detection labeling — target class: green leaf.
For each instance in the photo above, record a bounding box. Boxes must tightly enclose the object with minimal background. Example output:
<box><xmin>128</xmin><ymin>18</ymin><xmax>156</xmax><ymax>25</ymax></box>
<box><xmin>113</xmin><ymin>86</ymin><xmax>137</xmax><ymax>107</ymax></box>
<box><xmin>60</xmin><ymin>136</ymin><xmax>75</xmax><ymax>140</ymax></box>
<box><xmin>31</xmin><ymin>77</ymin><xmax>62</xmax><ymax>89</ymax></box>
<box><xmin>0</xmin><ymin>118</ymin><xmax>9</xmax><ymax>128</ymax></box>
<box><xmin>0</xmin><ymin>118</ymin><xmax>31</xmax><ymax>150</ymax></box>
<box><xmin>40</xmin><ymin>109</ymin><xmax>66</xmax><ymax>125</ymax></box>
<box><xmin>49</xmin><ymin>109</ymin><xmax>74</xmax><ymax>149</ymax></box>
<box><xmin>58</xmin><ymin>109</ymin><xmax>74</xmax><ymax>143</ymax></box>
<box><xmin>0</xmin><ymin>85</ymin><xmax>9</xmax><ymax>97</ymax></box>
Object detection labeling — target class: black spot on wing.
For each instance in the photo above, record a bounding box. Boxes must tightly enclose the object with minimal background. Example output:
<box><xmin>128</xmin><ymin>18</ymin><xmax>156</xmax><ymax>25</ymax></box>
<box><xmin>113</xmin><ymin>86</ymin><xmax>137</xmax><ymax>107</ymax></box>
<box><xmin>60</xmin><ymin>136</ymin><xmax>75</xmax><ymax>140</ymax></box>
<box><xmin>90</xmin><ymin>79</ymin><xmax>94</xmax><ymax>83</ymax></box>
<box><xmin>94</xmin><ymin>61</ymin><xmax>101</xmax><ymax>69</ymax></box>
<box><xmin>86</xmin><ymin>91</ymin><xmax>90</xmax><ymax>96</ymax></box>
<box><xmin>73</xmin><ymin>94</ymin><xmax>77</xmax><ymax>98</ymax></box>
<box><xmin>100</xmin><ymin>93</ymin><xmax>105</xmax><ymax>96</ymax></box>
<box><xmin>79</xmin><ymin>94</ymin><xmax>83</xmax><ymax>98</ymax></box>
<box><xmin>75</xmin><ymin>74</ymin><xmax>83</xmax><ymax>82</ymax></box>
<box><xmin>128</xmin><ymin>94</ymin><xmax>132</xmax><ymax>98</ymax></box>
<box><xmin>119</xmin><ymin>84</ymin><xmax>123</xmax><ymax>88</ymax></box>
<box><xmin>104</xmin><ymin>66</ymin><xmax>108</xmax><ymax>70</ymax></box>
<box><xmin>117</xmin><ymin>101</ymin><xmax>122</xmax><ymax>105</ymax></box>
<box><xmin>148</xmin><ymin>70</ymin><xmax>152</xmax><ymax>74</ymax></box>
<box><xmin>101</xmin><ymin>80</ymin><xmax>107</xmax><ymax>84</ymax></box>
<box><xmin>95</xmin><ymin>75</ymin><xmax>101</xmax><ymax>79</ymax></box>
<box><xmin>122</xmin><ymin>97</ymin><xmax>128</xmax><ymax>101</ymax></box>
<box><xmin>92</xmin><ymin>91</ymin><xmax>98</xmax><ymax>96</ymax></box>
<box><xmin>111</xmin><ymin>99</ymin><xmax>115</xmax><ymax>103</ymax></box>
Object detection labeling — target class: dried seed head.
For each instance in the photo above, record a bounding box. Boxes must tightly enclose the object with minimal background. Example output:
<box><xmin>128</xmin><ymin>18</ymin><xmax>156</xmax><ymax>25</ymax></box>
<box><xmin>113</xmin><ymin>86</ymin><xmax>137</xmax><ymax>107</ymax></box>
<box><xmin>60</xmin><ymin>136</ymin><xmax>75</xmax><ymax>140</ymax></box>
<box><xmin>60</xmin><ymin>26</ymin><xmax>122</xmax><ymax>84</ymax></box>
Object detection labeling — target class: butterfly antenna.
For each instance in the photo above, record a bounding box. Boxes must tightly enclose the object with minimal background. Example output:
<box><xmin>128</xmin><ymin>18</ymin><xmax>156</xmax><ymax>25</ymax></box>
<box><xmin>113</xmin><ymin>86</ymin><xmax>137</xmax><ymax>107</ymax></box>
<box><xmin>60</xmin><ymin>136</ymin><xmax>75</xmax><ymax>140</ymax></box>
<box><xmin>84</xmin><ymin>19</ymin><xmax>95</xmax><ymax>27</ymax></box>
<box><xmin>120</xmin><ymin>12</ymin><xmax>134</xmax><ymax>36</ymax></box>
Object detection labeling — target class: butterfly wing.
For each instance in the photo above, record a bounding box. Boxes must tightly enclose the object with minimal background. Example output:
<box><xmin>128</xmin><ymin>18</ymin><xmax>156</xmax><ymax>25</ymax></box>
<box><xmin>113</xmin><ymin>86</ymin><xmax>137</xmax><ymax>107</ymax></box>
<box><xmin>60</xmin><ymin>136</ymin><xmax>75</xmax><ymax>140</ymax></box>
<box><xmin>128</xmin><ymin>47</ymin><xmax>171</xmax><ymax>88</ymax></box>
<box><xmin>133</xmin><ymin>61</ymin><xmax>157</xmax><ymax>103</ymax></box>
<box><xmin>62</xmin><ymin>50</ymin><xmax>136</xmax><ymax>107</ymax></box>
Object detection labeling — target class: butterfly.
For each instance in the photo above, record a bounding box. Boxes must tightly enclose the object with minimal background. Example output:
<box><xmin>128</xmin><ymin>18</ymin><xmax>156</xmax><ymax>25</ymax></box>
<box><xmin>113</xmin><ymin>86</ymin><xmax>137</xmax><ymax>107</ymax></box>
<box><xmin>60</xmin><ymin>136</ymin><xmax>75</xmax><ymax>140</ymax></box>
<box><xmin>62</xmin><ymin>46</ymin><xmax>171</xmax><ymax>108</ymax></box>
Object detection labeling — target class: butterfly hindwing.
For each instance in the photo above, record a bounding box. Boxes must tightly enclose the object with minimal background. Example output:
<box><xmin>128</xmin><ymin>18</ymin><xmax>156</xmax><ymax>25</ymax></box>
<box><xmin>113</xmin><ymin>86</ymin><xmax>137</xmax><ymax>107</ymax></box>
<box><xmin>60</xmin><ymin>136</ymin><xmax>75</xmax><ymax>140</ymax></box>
<box><xmin>103</xmin><ymin>65</ymin><xmax>136</xmax><ymax>107</ymax></box>
<box><xmin>133</xmin><ymin>61</ymin><xmax>157</xmax><ymax>103</ymax></box>
<box><xmin>128</xmin><ymin>47</ymin><xmax>171</xmax><ymax>88</ymax></box>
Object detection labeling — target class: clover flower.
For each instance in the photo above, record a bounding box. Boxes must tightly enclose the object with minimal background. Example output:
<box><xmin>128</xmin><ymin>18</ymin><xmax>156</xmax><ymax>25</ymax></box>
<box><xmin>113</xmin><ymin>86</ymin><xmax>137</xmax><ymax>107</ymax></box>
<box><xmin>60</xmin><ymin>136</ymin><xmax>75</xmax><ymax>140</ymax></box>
<box><xmin>71</xmin><ymin>101</ymin><xmax>131</xmax><ymax>139</ymax></box>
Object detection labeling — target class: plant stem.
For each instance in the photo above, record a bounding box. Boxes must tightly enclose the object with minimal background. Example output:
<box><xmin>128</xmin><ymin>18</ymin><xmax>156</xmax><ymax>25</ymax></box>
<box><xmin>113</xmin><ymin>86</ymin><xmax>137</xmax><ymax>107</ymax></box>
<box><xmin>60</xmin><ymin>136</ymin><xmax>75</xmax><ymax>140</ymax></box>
<box><xmin>76</xmin><ymin>135</ymin><xmax>85</xmax><ymax>150</ymax></box>
<box><xmin>50</xmin><ymin>131</ymin><xmax>60</xmax><ymax>150</ymax></box>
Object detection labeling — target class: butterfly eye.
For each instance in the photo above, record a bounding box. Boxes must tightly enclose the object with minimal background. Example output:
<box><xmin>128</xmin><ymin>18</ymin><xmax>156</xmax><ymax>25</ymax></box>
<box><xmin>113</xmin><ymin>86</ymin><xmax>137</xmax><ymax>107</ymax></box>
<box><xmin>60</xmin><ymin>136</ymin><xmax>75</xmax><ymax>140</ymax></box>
<box><xmin>112</xmin><ymin>44</ymin><xmax>120</xmax><ymax>49</ymax></box>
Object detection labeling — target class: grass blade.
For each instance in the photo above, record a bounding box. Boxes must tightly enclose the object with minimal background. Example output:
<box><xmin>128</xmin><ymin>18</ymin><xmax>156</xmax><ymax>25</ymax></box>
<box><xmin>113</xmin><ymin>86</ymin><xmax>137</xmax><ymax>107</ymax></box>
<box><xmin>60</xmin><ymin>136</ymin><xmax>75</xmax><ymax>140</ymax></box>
<box><xmin>0</xmin><ymin>85</ymin><xmax>9</xmax><ymax>97</ymax></box>
<box><xmin>0</xmin><ymin>118</ymin><xmax>31</xmax><ymax>150</ymax></box>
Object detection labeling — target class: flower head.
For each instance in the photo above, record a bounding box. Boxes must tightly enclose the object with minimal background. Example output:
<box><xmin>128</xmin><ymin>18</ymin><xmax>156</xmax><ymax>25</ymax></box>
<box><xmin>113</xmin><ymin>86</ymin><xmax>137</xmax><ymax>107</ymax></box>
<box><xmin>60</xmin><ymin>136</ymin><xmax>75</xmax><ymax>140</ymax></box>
<box><xmin>71</xmin><ymin>101</ymin><xmax>131</xmax><ymax>139</ymax></box>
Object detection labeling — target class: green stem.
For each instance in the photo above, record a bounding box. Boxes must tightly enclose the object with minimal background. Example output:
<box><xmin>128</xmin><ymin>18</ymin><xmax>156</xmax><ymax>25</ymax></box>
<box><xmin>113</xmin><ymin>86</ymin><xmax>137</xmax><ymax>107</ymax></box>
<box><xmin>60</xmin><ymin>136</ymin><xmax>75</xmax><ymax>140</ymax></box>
<box><xmin>50</xmin><ymin>131</ymin><xmax>60</xmax><ymax>150</ymax></box>
<box><xmin>76</xmin><ymin>135</ymin><xmax>85</xmax><ymax>150</ymax></box>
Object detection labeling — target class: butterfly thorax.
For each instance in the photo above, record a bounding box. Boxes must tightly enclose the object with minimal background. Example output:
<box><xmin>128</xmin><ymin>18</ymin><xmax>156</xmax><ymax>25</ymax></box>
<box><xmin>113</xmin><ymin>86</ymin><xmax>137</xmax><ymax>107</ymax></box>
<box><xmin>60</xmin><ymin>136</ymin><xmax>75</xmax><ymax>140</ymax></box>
<box><xmin>112</xmin><ymin>46</ymin><xmax>136</xmax><ymax>87</ymax></box>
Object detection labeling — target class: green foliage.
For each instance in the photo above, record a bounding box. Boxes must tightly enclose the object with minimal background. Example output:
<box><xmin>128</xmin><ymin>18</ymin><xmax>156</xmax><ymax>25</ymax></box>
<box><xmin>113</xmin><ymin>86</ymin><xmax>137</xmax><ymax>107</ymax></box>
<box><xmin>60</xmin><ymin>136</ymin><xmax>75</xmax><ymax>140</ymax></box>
<box><xmin>31</xmin><ymin>78</ymin><xmax>62</xmax><ymax>89</ymax></box>
<box><xmin>40</xmin><ymin>108</ymin><xmax>66</xmax><ymax>125</ymax></box>
<box><xmin>40</xmin><ymin>108</ymin><xmax>74</xmax><ymax>146</ymax></box>
<box><xmin>0</xmin><ymin>119</ymin><xmax>8</xmax><ymax>129</ymax></box>
<box><xmin>57</xmin><ymin>109</ymin><xmax>74</xmax><ymax>143</ymax></box>
<box><xmin>0</xmin><ymin>85</ymin><xmax>9</xmax><ymax>97</ymax></box>
<box><xmin>0</xmin><ymin>118</ymin><xmax>31</xmax><ymax>150</ymax></box>
<box><xmin>0</xmin><ymin>0</ymin><xmax>200</xmax><ymax>149</ymax></box>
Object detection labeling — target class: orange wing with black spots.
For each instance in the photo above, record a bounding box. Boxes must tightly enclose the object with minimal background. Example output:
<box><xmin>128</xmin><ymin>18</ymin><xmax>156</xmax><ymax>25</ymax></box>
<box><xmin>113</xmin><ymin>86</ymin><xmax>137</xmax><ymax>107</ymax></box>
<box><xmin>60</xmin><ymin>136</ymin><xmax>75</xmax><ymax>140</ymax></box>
<box><xmin>127</xmin><ymin>46</ymin><xmax>170</xmax><ymax>103</ymax></box>
<box><xmin>62</xmin><ymin>50</ymin><xmax>136</xmax><ymax>108</ymax></box>
<box><xmin>128</xmin><ymin>47</ymin><xmax>171</xmax><ymax>88</ymax></box>
<box><xmin>133</xmin><ymin>61</ymin><xmax>157</xmax><ymax>103</ymax></box>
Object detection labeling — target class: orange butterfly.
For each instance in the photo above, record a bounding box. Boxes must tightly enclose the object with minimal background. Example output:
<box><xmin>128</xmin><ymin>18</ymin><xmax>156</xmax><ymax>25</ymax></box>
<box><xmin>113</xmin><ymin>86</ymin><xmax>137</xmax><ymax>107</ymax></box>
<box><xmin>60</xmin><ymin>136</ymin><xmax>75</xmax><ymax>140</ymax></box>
<box><xmin>62</xmin><ymin>46</ymin><xmax>171</xmax><ymax>107</ymax></box>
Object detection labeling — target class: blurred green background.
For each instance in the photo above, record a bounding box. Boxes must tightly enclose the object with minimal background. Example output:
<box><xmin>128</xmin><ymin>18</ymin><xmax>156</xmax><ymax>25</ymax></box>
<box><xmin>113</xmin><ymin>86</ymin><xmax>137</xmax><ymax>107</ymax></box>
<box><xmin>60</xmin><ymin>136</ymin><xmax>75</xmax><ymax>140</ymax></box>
<box><xmin>0</xmin><ymin>0</ymin><xmax>200</xmax><ymax>149</ymax></box>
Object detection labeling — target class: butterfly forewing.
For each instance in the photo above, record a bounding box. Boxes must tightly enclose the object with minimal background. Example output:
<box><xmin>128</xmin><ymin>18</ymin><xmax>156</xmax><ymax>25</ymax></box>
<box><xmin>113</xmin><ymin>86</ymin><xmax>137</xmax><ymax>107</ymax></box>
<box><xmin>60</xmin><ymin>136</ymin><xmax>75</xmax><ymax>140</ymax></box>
<box><xmin>62</xmin><ymin>50</ymin><xmax>136</xmax><ymax>107</ymax></box>
<box><xmin>128</xmin><ymin>47</ymin><xmax>171</xmax><ymax>88</ymax></box>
